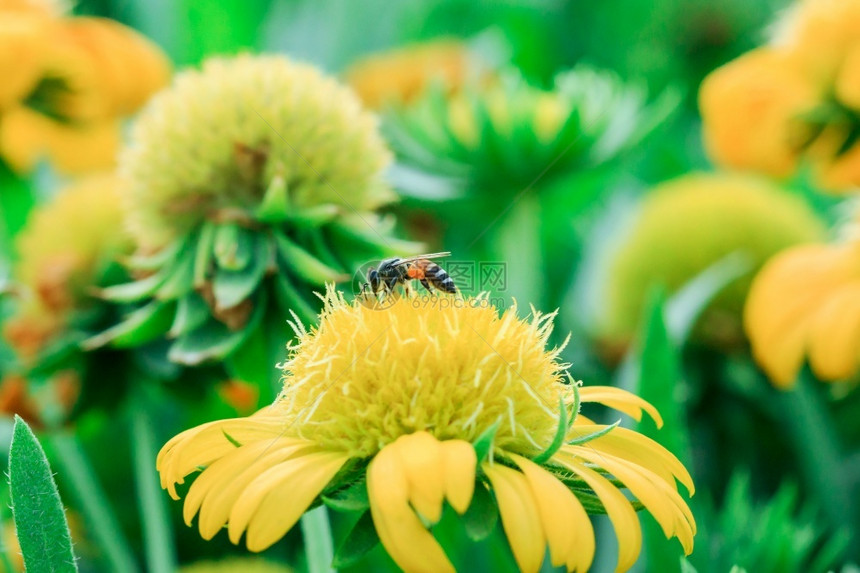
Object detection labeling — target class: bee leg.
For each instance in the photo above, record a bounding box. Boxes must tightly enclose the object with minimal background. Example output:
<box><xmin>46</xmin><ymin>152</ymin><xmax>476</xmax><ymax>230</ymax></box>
<box><xmin>420</xmin><ymin>279</ymin><xmax>433</xmax><ymax>294</ymax></box>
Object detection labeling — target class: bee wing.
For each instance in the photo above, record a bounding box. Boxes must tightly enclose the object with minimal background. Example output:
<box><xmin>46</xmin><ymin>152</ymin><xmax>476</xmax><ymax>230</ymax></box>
<box><xmin>392</xmin><ymin>252</ymin><xmax>452</xmax><ymax>266</ymax></box>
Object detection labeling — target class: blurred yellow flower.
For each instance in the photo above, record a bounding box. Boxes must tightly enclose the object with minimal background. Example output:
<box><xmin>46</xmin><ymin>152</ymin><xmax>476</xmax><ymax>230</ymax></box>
<box><xmin>158</xmin><ymin>289</ymin><xmax>695</xmax><ymax>573</ymax></box>
<box><xmin>774</xmin><ymin>0</ymin><xmax>860</xmax><ymax>84</ymax></box>
<box><xmin>745</xmin><ymin>241</ymin><xmax>860</xmax><ymax>387</ymax></box>
<box><xmin>699</xmin><ymin>48</ymin><xmax>820</xmax><ymax>178</ymax></box>
<box><xmin>121</xmin><ymin>53</ymin><xmax>394</xmax><ymax>250</ymax></box>
<box><xmin>601</xmin><ymin>173</ymin><xmax>826</xmax><ymax>349</ymax></box>
<box><xmin>345</xmin><ymin>40</ymin><xmax>476</xmax><ymax>109</ymax></box>
<box><xmin>0</xmin><ymin>3</ymin><xmax>169</xmax><ymax>174</ymax></box>
<box><xmin>3</xmin><ymin>174</ymin><xmax>130</xmax><ymax>358</ymax></box>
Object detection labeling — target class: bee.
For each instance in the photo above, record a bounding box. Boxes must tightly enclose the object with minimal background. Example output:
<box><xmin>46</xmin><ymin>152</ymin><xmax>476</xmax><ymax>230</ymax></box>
<box><xmin>361</xmin><ymin>252</ymin><xmax>457</xmax><ymax>298</ymax></box>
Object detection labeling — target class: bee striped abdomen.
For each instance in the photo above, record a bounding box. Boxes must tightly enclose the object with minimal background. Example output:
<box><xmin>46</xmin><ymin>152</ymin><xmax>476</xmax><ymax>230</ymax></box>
<box><xmin>422</xmin><ymin>262</ymin><xmax>457</xmax><ymax>293</ymax></box>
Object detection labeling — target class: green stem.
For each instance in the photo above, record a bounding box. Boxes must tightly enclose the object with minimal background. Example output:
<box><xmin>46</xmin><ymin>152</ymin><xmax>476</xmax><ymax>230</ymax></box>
<box><xmin>130</xmin><ymin>394</ymin><xmax>177</xmax><ymax>573</ymax></box>
<box><xmin>778</xmin><ymin>372</ymin><xmax>855</xmax><ymax>536</ymax></box>
<box><xmin>49</xmin><ymin>433</ymin><xmax>139</xmax><ymax>573</ymax></box>
<box><xmin>300</xmin><ymin>506</ymin><xmax>335</xmax><ymax>573</ymax></box>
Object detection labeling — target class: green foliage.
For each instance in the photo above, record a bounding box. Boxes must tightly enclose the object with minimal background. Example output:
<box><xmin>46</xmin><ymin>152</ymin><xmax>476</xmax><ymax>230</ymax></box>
<box><xmin>690</xmin><ymin>473</ymin><xmax>850</xmax><ymax>573</ymax></box>
<box><xmin>8</xmin><ymin>416</ymin><xmax>78</xmax><ymax>572</ymax></box>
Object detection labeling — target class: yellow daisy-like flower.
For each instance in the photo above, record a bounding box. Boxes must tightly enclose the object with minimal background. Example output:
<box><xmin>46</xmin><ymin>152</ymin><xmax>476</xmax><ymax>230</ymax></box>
<box><xmin>699</xmin><ymin>47</ymin><xmax>820</xmax><ymax>178</ymax></box>
<box><xmin>158</xmin><ymin>289</ymin><xmax>695</xmax><ymax>572</ymax></box>
<box><xmin>121</xmin><ymin>53</ymin><xmax>394</xmax><ymax>250</ymax></box>
<box><xmin>600</xmin><ymin>173</ymin><xmax>826</xmax><ymax>350</ymax></box>
<box><xmin>3</xmin><ymin>174</ymin><xmax>130</xmax><ymax>358</ymax></box>
<box><xmin>0</xmin><ymin>5</ymin><xmax>170</xmax><ymax>174</ymax></box>
<box><xmin>745</xmin><ymin>240</ymin><xmax>860</xmax><ymax>387</ymax></box>
<box><xmin>345</xmin><ymin>40</ymin><xmax>479</xmax><ymax>109</ymax></box>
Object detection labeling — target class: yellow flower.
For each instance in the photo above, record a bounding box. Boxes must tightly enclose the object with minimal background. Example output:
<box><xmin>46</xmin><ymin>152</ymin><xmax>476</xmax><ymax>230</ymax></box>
<box><xmin>3</xmin><ymin>174</ymin><xmax>130</xmax><ymax>357</ymax></box>
<box><xmin>745</xmin><ymin>241</ymin><xmax>860</xmax><ymax>387</ymax></box>
<box><xmin>0</xmin><ymin>9</ymin><xmax>169</xmax><ymax>173</ymax></box>
<box><xmin>121</xmin><ymin>53</ymin><xmax>394</xmax><ymax>250</ymax></box>
<box><xmin>699</xmin><ymin>47</ymin><xmax>820</xmax><ymax>178</ymax></box>
<box><xmin>773</xmin><ymin>0</ymin><xmax>860</xmax><ymax>85</ymax></box>
<box><xmin>345</xmin><ymin>40</ymin><xmax>478</xmax><ymax>109</ymax></box>
<box><xmin>158</xmin><ymin>289</ymin><xmax>695</xmax><ymax>573</ymax></box>
<box><xmin>601</xmin><ymin>173</ymin><xmax>826</xmax><ymax>349</ymax></box>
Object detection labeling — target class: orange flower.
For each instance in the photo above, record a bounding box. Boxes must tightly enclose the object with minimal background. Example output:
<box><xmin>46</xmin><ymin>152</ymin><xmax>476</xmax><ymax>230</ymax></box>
<box><xmin>345</xmin><ymin>40</ymin><xmax>478</xmax><ymax>109</ymax></box>
<box><xmin>745</xmin><ymin>241</ymin><xmax>860</xmax><ymax>387</ymax></box>
<box><xmin>699</xmin><ymin>47</ymin><xmax>820</xmax><ymax>178</ymax></box>
<box><xmin>0</xmin><ymin>4</ymin><xmax>170</xmax><ymax>173</ymax></box>
<box><xmin>775</xmin><ymin>0</ymin><xmax>860</xmax><ymax>85</ymax></box>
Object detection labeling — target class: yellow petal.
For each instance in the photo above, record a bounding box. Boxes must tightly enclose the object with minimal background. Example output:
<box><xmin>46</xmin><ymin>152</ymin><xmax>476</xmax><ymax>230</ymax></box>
<box><xmin>807</xmin><ymin>283</ymin><xmax>860</xmax><ymax>380</ymax></box>
<box><xmin>393</xmin><ymin>431</ymin><xmax>446</xmax><ymax>523</ymax></box>
<box><xmin>566</xmin><ymin>426</ymin><xmax>695</xmax><ymax>495</ymax></box>
<box><xmin>184</xmin><ymin>438</ymin><xmax>313</xmax><ymax>538</ymax></box>
<box><xmin>227</xmin><ymin>451</ymin><xmax>348</xmax><ymax>551</ymax></box>
<box><xmin>0</xmin><ymin>14</ymin><xmax>48</xmax><ymax>108</ymax></box>
<box><xmin>512</xmin><ymin>455</ymin><xmax>595</xmax><ymax>572</ymax></box>
<box><xmin>558</xmin><ymin>455</ymin><xmax>642</xmax><ymax>573</ymax></box>
<box><xmin>368</xmin><ymin>443</ymin><xmax>454</xmax><ymax>573</ymax></box>
<box><xmin>43</xmin><ymin>118</ymin><xmax>120</xmax><ymax>174</ymax></box>
<box><xmin>567</xmin><ymin>447</ymin><xmax>695</xmax><ymax>555</ymax></box>
<box><xmin>441</xmin><ymin>440</ymin><xmax>477</xmax><ymax>514</ymax></box>
<box><xmin>156</xmin><ymin>416</ymin><xmax>286</xmax><ymax>498</ymax></box>
<box><xmin>0</xmin><ymin>106</ymin><xmax>47</xmax><ymax>172</ymax></box>
<box><xmin>483</xmin><ymin>463</ymin><xmax>546</xmax><ymax>573</ymax></box>
<box><xmin>573</xmin><ymin>413</ymin><xmax>596</xmax><ymax>425</ymax></box>
<box><xmin>745</xmin><ymin>244</ymin><xmax>855</xmax><ymax>387</ymax></box>
<box><xmin>578</xmin><ymin>386</ymin><xmax>663</xmax><ymax>428</ymax></box>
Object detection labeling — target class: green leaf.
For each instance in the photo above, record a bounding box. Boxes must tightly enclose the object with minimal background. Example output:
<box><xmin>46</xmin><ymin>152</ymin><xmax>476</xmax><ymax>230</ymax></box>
<box><xmin>322</xmin><ymin>477</ymin><xmax>370</xmax><ymax>512</ymax></box>
<box><xmin>680</xmin><ymin>557</ymin><xmax>698</xmax><ymax>573</ymax></box>
<box><xmin>274</xmin><ymin>232</ymin><xmax>348</xmax><ymax>285</ymax></box>
<box><xmin>300</xmin><ymin>507</ymin><xmax>336</xmax><ymax>573</ymax></box>
<box><xmin>462</xmin><ymin>482</ymin><xmax>498</xmax><ymax>541</ymax></box>
<box><xmin>168</xmin><ymin>293</ymin><xmax>265</xmax><ymax>365</ymax></box>
<box><xmin>214</xmin><ymin>223</ymin><xmax>254</xmax><ymax>271</ymax></box>
<box><xmin>665</xmin><ymin>252</ymin><xmax>752</xmax><ymax>345</ymax></box>
<box><xmin>332</xmin><ymin>510</ymin><xmax>379</xmax><ymax>568</ymax></box>
<box><xmin>81</xmin><ymin>301</ymin><xmax>174</xmax><ymax>350</ymax></box>
<box><xmin>212</xmin><ymin>236</ymin><xmax>269</xmax><ymax>309</ymax></box>
<box><xmin>567</xmin><ymin>420</ymin><xmax>619</xmax><ymax>446</ymax></box>
<box><xmin>155</xmin><ymin>240</ymin><xmax>197</xmax><ymax>300</ymax></box>
<box><xmin>472</xmin><ymin>419</ymin><xmax>501</xmax><ymax>463</ymax></box>
<box><xmin>168</xmin><ymin>292</ymin><xmax>211</xmax><ymax>338</ymax></box>
<box><xmin>287</xmin><ymin>204</ymin><xmax>341</xmax><ymax>227</ymax></box>
<box><xmin>98</xmin><ymin>271</ymin><xmax>166</xmax><ymax>303</ymax></box>
<box><xmin>531</xmin><ymin>397</ymin><xmax>569</xmax><ymax>464</ymax></box>
<box><xmin>8</xmin><ymin>416</ymin><xmax>78</xmax><ymax>573</ymax></box>
<box><xmin>256</xmin><ymin>174</ymin><xmax>290</xmax><ymax>223</ymax></box>
<box><xmin>273</xmin><ymin>270</ymin><xmax>320</xmax><ymax>325</ymax></box>
<box><xmin>632</xmin><ymin>290</ymin><xmax>690</xmax><ymax>573</ymax></box>
<box><xmin>328</xmin><ymin>218</ymin><xmax>424</xmax><ymax>257</ymax></box>
<box><xmin>193</xmin><ymin>222</ymin><xmax>217</xmax><ymax>287</ymax></box>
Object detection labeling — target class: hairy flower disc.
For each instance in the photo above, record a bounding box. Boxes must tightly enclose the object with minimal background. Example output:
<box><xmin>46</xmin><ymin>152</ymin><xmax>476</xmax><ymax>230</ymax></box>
<box><xmin>121</xmin><ymin>54</ymin><xmax>395</xmax><ymax>249</ymax></box>
<box><xmin>276</xmin><ymin>290</ymin><xmax>571</xmax><ymax>458</ymax></box>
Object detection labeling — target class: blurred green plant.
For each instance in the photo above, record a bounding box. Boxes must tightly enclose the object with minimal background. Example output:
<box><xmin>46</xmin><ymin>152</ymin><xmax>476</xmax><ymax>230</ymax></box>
<box><xmin>691</xmin><ymin>473</ymin><xmax>849</xmax><ymax>573</ymax></box>
<box><xmin>385</xmin><ymin>65</ymin><xmax>677</xmax><ymax>309</ymax></box>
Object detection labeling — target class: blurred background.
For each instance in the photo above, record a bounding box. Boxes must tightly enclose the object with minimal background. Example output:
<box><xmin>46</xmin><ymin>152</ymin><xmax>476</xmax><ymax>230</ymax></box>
<box><xmin>2</xmin><ymin>0</ymin><xmax>860</xmax><ymax>571</ymax></box>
